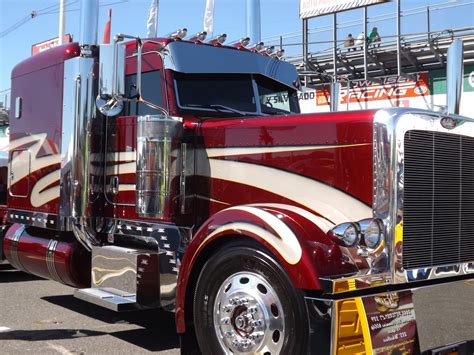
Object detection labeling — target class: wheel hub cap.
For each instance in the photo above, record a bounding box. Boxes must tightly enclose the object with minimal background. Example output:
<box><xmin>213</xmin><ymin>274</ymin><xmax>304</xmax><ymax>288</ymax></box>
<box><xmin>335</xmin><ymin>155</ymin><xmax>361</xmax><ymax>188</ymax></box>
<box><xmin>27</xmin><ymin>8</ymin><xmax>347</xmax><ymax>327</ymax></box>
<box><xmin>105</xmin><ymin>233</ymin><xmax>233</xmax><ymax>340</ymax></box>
<box><xmin>213</xmin><ymin>272</ymin><xmax>284</xmax><ymax>354</ymax></box>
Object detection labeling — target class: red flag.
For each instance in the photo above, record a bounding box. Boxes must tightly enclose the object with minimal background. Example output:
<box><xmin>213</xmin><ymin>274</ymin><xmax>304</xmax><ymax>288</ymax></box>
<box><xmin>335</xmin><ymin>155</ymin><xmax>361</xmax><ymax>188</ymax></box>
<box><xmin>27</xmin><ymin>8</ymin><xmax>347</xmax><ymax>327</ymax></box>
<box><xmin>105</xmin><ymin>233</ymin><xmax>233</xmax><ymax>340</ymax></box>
<box><xmin>103</xmin><ymin>9</ymin><xmax>112</xmax><ymax>44</ymax></box>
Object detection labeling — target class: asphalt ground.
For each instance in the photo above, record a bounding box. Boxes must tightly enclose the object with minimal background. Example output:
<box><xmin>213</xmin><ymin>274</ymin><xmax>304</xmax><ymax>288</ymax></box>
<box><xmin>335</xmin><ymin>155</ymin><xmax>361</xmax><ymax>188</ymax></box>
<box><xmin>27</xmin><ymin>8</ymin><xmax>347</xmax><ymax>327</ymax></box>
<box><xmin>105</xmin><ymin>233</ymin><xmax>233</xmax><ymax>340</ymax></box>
<box><xmin>0</xmin><ymin>263</ymin><xmax>473</xmax><ymax>354</ymax></box>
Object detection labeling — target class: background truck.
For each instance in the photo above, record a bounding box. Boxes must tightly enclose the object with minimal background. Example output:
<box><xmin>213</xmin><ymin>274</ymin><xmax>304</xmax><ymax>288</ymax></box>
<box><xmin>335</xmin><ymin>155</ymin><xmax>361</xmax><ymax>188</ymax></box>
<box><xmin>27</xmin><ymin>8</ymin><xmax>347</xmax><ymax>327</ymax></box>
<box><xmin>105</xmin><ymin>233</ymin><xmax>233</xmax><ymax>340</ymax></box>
<box><xmin>1</xmin><ymin>0</ymin><xmax>473</xmax><ymax>353</ymax></box>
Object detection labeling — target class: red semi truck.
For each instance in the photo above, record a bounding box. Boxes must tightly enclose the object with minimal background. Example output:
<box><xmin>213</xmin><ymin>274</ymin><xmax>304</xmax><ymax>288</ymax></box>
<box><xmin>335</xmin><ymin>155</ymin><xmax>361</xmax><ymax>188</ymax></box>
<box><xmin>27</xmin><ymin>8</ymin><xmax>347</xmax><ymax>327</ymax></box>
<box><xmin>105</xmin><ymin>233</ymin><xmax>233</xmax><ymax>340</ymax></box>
<box><xmin>1</xmin><ymin>1</ymin><xmax>473</xmax><ymax>353</ymax></box>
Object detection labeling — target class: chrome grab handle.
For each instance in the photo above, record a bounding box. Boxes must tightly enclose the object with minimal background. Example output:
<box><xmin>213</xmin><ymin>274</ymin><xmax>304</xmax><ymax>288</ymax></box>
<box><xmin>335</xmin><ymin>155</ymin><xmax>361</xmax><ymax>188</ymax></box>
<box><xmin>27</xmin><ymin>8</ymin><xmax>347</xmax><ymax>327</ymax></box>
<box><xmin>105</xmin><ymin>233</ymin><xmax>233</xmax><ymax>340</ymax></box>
<box><xmin>110</xmin><ymin>176</ymin><xmax>119</xmax><ymax>195</ymax></box>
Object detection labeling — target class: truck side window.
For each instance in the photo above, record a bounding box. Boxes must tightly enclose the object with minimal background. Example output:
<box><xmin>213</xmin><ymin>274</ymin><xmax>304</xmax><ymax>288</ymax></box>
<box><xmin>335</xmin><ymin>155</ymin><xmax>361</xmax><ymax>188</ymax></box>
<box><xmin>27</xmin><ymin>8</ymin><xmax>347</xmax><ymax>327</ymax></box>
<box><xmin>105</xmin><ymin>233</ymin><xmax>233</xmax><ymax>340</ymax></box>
<box><xmin>124</xmin><ymin>70</ymin><xmax>164</xmax><ymax>116</ymax></box>
<box><xmin>256</xmin><ymin>76</ymin><xmax>300</xmax><ymax>115</ymax></box>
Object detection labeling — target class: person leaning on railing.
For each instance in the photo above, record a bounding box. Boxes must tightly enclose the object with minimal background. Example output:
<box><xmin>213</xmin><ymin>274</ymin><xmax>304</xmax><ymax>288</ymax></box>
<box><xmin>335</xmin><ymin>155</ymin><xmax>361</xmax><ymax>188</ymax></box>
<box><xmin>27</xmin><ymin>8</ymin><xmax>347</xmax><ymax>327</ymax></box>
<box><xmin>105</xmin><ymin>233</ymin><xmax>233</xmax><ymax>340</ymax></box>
<box><xmin>368</xmin><ymin>27</ymin><xmax>381</xmax><ymax>48</ymax></box>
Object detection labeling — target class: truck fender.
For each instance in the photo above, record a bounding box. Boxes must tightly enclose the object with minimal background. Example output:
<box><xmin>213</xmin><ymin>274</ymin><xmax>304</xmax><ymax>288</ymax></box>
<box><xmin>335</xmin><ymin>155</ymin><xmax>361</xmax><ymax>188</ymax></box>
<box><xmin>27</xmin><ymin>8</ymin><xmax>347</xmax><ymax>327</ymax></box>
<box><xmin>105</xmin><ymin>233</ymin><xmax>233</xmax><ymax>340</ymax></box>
<box><xmin>175</xmin><ymin>203</ymin><xmax>359</xmax><ymax>333</ymax></box>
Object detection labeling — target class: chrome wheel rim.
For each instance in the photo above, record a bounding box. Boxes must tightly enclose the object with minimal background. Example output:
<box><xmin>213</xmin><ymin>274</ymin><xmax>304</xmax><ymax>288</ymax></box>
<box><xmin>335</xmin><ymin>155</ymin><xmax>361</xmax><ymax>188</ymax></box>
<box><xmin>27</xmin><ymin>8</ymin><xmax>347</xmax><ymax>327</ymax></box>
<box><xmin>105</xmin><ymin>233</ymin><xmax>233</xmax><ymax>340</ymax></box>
<box><xmin>213</xmin><ymin>271</ymin><xmax>285</xmax><ymax>354</ymax></box>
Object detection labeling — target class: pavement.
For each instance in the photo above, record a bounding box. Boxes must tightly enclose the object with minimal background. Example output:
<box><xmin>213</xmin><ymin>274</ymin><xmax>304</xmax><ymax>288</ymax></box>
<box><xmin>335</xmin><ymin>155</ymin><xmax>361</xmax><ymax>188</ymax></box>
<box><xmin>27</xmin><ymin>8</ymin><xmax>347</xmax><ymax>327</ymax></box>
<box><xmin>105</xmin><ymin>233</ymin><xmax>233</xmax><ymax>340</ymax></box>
<box><xmin>0</xmin><ymin>263</ymin><xmax>473</xmax><ymax>354</ymax></box>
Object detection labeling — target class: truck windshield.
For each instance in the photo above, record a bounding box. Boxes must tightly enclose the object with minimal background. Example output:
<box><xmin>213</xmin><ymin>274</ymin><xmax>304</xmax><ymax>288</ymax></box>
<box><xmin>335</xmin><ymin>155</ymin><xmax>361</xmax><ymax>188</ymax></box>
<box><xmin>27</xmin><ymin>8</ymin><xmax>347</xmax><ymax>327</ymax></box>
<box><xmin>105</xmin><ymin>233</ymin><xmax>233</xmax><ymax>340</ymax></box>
<box><xmin>174</xmin><ymin>73</ymin><xmax>299</xmax><ymax>117</ymax></box>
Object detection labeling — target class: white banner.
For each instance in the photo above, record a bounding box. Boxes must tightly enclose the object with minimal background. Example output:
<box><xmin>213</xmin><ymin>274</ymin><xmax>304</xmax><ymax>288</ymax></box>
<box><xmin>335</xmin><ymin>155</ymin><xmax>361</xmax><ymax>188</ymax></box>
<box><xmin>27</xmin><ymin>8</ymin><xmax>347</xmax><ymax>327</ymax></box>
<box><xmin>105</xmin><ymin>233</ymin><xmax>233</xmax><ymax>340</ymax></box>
<box><xmin>300</xmin><ymin>0</ymin><xmax>388</xmax><ymax>19</ymax></box>
<box><xmin>203</xmin><ymin>0</ymin><xmax>215</xmax><ymax>36</ymax></box>
<box><xmin>146</xmin><ymin>0</ymin><xmax>159</xmax><ymax>38</ymax></box>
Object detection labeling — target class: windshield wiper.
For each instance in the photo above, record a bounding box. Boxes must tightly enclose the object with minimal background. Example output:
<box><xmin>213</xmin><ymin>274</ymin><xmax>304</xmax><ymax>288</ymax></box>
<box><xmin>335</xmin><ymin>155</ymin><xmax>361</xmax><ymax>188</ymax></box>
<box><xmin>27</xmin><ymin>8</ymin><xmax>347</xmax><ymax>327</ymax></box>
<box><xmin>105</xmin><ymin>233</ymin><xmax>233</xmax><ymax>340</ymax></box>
<box><xmin>261</xmin><ymin>106</ymin><xmax>290</xmax><ymax>116</ymax></box>
<box><xmin>209</xmin><ymin>104</ymin><xmax>250</xmax><ymax>116</ymax></box>
<box><xmin>185</xmin><ymin>103</ymin><xmax>252</xmax><ymax>116</ymax></box>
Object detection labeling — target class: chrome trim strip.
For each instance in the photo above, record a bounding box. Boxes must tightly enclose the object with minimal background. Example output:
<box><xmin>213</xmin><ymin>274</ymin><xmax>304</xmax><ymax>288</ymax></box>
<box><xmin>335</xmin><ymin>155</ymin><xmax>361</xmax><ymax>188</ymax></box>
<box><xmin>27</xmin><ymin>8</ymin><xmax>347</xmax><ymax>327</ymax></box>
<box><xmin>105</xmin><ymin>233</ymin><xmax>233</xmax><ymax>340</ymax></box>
<box><xmin>46</xmin><ymin>239</ymin><xmax>63</xmax><ymax>283</ymax></box>
<box><xmin>10</xmin><ymin>224</ymin><xmax>26</xmax><ymax>272</ymax></box>
<box><xmin>8</xmin><ymin>209</ymin><xmax>72</xmax><ymax>230</ymax></box>
<box><xmin>373</xmin><ymin>108</ymin><xmax>474</xmax><ymax>285</ymax></box>
<box><xmin>59</xmin><ymin>58</ymin><xmax>76</xmax><ymax>220</ymax></box>
<box><xmin>63</xmin><ymin>54</ymin><xmax>102</xmax><ymax>249</ymax></box>
<box><xmin>179</xmin><ymin>143</ymin><xmax>187</xmax><ymax>214</ymax></box>
<box><xmin>320</xmin><ymin>273</ymin><xmax>392</xmax><ymax>294</ymax></box>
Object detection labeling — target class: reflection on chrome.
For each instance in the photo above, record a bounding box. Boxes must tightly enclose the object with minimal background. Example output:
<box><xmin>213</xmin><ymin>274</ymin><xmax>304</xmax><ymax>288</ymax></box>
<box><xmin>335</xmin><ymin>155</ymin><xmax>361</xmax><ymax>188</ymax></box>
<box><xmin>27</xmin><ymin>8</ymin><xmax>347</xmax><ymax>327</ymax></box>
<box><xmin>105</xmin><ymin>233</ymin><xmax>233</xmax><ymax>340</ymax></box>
<box><xmin>373</xmin><ymin>108</ymin><xmax>474</xmax><ymax>285</ymax></box>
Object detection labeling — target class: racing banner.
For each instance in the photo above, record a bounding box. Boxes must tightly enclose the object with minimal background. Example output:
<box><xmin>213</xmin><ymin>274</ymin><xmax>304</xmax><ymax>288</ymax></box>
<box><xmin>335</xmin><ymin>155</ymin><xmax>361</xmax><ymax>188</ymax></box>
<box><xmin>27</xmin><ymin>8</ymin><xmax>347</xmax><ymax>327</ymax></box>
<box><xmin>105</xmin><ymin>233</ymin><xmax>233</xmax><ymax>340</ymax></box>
<box><xmin>300</xmin><ymin>0</ymin><xmax>389</xmax><ymax>19</ymax></box>
<box><xmin>316</xmin><ymin>72</ymin><xmax>430</xmax><ymax>106</ymax></box>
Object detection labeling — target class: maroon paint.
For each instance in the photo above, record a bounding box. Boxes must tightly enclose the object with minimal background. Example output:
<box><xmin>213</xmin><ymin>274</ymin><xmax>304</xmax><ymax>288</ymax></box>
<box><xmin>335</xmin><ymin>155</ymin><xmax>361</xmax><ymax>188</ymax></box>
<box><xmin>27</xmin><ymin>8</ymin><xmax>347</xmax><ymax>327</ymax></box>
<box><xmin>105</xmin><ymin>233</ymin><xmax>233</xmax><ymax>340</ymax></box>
<box><xmin>175</xmin><ymin>204</ymin><xmax>360</xmax><ymax>333</ymax></box>
<box><xmin>9</xmin><ymin>44</ymin><xmax>81</xmax><ymax>216</ymax></box>
<box><xmin>11</xmin><ymin>43</ymin><xmax>80</xmax><ymax>79</ymax></box>
<box><xmin>198</xmin><ymin>111</ymin><xmax>374</xmax><ymax>206</ymax></box>
<box><xmin>3</xmin><ymin>224</ymin><xmax>90</xmax><ymax>287</ymax></box>
<box><xmin>8</xmin><ymin>163</ymin><xmax>61</xmax><ymax>212</ymax></box>
<box><xmin>8</xmin><ymin>38</ymin><xmax>380</xmax><ymax>336</ymax></box>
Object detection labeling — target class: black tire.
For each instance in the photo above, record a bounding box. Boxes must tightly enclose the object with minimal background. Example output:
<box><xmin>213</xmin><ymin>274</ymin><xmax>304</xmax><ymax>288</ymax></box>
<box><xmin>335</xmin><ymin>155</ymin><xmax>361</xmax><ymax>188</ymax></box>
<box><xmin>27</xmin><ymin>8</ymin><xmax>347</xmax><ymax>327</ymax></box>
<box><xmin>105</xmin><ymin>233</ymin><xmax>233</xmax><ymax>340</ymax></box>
<box><xmin>193</xmin><ymin>240</ymin><xmax>309</xmax><ymax>354</ymax></box>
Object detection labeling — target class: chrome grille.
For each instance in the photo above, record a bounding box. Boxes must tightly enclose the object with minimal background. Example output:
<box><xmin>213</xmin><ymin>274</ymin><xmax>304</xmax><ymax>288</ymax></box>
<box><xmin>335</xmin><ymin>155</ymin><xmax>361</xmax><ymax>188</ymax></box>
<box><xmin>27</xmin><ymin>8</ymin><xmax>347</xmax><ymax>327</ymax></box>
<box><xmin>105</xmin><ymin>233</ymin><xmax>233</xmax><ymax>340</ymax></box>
<box><xmin>403</xmin><ymin>130</ymin><xmax>474</xmax><ymax>269</ymax></box>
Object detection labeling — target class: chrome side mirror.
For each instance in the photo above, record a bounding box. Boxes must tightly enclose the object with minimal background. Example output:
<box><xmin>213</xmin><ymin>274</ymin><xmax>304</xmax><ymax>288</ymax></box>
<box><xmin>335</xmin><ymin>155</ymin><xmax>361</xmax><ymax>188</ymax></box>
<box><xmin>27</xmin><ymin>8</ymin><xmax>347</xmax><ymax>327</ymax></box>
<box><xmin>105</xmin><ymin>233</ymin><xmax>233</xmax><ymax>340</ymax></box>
<box><xmin>96</xmin><ymin>43</ymin><xmax>126</xmax><ymax>116</ymax></box>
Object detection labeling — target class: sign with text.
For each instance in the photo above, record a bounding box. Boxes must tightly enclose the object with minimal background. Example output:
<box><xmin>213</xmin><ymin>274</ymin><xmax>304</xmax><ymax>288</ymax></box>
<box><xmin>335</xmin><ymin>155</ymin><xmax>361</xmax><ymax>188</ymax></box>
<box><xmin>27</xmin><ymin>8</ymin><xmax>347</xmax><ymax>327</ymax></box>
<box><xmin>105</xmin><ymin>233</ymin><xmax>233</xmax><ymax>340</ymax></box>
<box><xmin>363</xmin><ymin>291</ymin><xmax>418</xmax><ymax>354</ymax></box>
<box><xmin>300</xmin><ymin>0</ymin><xmax>389</xmax><ymax>19</ymax></box>
<box><xmin>316</xmin><ymin>72</ymin><xmax>430</xmax><ymax>106</ymax></box>
<box><xmin>31</xmin><ymin>34</ymin><xmax>72</xmax><ymax>56</ymax></box>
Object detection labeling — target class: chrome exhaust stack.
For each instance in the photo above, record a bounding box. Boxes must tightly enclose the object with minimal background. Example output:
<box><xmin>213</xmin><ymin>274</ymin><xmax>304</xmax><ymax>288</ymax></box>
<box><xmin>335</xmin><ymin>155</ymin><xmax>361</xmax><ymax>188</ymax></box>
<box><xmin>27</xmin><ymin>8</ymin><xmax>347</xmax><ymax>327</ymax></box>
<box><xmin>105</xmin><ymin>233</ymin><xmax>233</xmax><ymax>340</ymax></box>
<box><xmin>330</xmin><ymin>82</ymin><xmax>340</xmax><ymax>112</ymax></box>
<box><xmin>67</xmin><ymin>0</ymin><xmax>101</xmax><ymax>249</ymax></box>
<box><xmin>446</xmin><ymin>40</ymin><xmax>464</xmax><ymax>115</ymax></box>
<box><xmin>79</xmin><ymin>0</ymin><xmax>98</xmax><ymax>47</ymax></box>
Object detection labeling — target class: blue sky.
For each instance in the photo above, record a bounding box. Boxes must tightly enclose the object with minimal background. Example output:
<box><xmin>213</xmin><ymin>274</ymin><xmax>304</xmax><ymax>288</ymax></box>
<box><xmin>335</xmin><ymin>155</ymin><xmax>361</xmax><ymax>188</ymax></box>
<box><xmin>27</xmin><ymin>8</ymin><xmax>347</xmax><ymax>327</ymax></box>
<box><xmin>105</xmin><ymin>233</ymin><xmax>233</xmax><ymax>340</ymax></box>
<box><xmin>0</xmin><ymin>0</ymin><xmax>473</xmax><ymax>101</ymax></box>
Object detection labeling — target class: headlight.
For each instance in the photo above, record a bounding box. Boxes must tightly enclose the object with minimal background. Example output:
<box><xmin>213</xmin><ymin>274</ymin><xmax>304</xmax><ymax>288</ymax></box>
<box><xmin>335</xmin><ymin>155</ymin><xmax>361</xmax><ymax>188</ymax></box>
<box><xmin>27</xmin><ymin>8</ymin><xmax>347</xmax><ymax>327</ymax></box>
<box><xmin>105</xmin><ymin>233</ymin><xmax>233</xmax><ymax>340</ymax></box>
<box><xmin>329</xmin><ymin>219</ymin><xmax>384</xmax><ymax>250</ymax></box>
<box><xmin>363</xmin><ymin>219</ymin><xmax>383</xmax><ymax>249</ymax></box>
<box><xmin>330</xmin><ymin>222</ymin><xmax>360</xmax><ymax>247</ymax></box>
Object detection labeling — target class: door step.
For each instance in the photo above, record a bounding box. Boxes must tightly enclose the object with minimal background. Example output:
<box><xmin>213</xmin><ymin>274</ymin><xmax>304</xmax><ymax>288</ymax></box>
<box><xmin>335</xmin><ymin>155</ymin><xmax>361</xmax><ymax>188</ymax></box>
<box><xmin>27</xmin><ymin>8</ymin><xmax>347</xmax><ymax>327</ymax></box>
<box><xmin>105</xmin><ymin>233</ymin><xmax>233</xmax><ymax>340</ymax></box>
<box><xmin>74</xmin><ymin>245</ymin><xmax>162</xmax><ymax>311</ymax></box>
<box><xmin>74</xmin><ymin>287</ymin><xmax>144</xmax><ymax>312</ymax></box>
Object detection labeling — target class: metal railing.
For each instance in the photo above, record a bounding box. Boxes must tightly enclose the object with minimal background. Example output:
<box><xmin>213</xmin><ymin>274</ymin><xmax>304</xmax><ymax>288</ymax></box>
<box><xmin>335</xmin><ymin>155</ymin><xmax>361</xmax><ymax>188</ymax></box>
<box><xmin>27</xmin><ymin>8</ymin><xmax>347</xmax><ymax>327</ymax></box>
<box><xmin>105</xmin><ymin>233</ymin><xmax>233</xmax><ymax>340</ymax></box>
<box><xmin>263</xmin><ymin>0</ymin><xmax>474</xmax><ymax>62</ymax></box>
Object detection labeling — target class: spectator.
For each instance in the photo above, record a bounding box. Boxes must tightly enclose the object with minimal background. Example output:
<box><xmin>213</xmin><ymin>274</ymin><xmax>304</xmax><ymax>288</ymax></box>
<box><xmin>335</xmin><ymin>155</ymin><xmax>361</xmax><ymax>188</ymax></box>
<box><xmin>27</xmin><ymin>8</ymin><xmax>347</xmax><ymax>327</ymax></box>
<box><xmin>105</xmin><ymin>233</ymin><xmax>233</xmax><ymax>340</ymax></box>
<box><xmin>355</xmin><ymin>32</ymin><xmax>365</xmax><ymax>50</ymax></box>
<box><xmin>368</xmin><ymin>27</ymin><xmax>381</xmax><ymax>48</ymax></box>
<box><xmin>344</xmin><ymin>33</ymin><xmax>355</xmax><ymax>51</ymax></box>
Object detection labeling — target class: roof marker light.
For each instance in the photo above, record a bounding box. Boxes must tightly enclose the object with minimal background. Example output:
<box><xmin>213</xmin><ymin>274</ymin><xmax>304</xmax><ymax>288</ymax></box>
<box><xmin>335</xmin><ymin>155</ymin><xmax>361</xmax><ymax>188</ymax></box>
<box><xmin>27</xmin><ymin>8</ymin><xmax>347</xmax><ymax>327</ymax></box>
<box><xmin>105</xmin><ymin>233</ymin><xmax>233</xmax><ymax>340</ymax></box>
<box><xmin>274</xmin><ymin>49</ymin><xmax>285</xmax><ymax>59</ymax></box>
<box><xmin>189</xmin><ymin>31</ymin><xmax>207</xmax><ymax>42</ymax></box>
<box><xmin>233</xmin><ymin>37</ymin><xmax>251</xmax><ymax>48</ymax></box>
<box><xmin>208</xmin><ymin>33</ymin><xmax>227</xmax><ymax>45</ymax></box>
<box><xmin>250</xmin><ymin>41</ymin><xmax>264</xmax><ymax>52</ymax></box>
<box><xmin>263</xmin><ymin>46</ymin><xmax>275</xmax><ymax>55</ymax></box>
<box><xmin>168</xmin><ymin>28</ymin><xmax>188</xmax><ymax>40</ymax></box>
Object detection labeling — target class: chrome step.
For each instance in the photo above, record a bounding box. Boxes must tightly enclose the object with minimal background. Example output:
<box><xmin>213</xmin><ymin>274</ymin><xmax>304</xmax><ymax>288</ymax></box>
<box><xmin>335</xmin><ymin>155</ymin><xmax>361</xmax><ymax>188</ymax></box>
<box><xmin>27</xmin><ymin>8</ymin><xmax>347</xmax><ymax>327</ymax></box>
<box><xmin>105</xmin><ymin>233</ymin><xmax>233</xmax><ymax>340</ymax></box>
<box><xmin>74</xmin><ymin>287</ymin><xmax>143</xmax><ymax>312</ymax></box>
<box><xmin>74</xmin><ymin>245</ymin><xmax>162</xmax><ymax>311</ymax></box>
